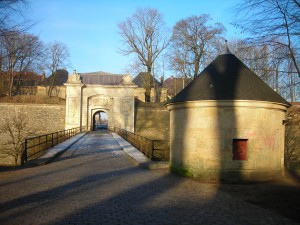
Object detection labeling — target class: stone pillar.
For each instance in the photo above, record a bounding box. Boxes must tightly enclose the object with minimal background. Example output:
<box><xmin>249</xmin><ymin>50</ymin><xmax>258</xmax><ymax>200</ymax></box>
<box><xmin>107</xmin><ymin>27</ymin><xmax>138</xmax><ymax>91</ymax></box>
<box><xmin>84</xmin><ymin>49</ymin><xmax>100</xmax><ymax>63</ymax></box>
<box><xmin>160</xmin><ymin>88</ymin><xmax>167</xmax><ymax>102</ymax></box>
<box><xmin>122</xmin><ymin>97</ymin><xmax>134</xmax><ymax>132</ymax></box>
<box><xmin>64</xmin><ymin>70</ymin><xmax>85</xmax><ymax>130</ymax></box>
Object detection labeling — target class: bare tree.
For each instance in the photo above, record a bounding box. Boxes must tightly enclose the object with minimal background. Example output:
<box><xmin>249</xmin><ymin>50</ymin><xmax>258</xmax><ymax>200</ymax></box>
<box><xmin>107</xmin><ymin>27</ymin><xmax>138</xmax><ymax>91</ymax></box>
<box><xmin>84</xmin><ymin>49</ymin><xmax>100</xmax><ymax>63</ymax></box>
<box><xmin>0</xmin><ymin>0</ymin><xmax>29</xmax><ymax>96</ymax></box>
<box><xmin>14</xmin><ymin>33</ymin><xmax>44</xmax><ymax>93</ymax></box>
<box><xmin>0</xmin><ymin>110</ymin><xmax>35</xmax><ymax>165</ymax></box>
<box><xmin>118</xmin><ymin>8</ymin><xmax>169</xmax><ymax>101</ymax></box>
<box><xmin>168</xmin><ymin>41</ymin><xmax>191</xmax><ymax>80</ymax></box>
<box><xmin>169</xmin><ymin>15</ymin><xmax>226</xmax><ymax>79</ymax></box>
<box><xmin>124</xmin><ymin>58</ymin><xmax>145</xmax><ymax>76</ymax></box>
<box><xmin>0</xmin><ymin>31</ymin><xmax>44</xmax><ymax>96</ymax></box>
<box><xmin>1</xmin><ymin>30</ymin><xmax>19</xmax><ymax>96</ymax></box>
<box><xmin>0</xmin><ymin>0</ymin><xmax>31</xmax><ymax>38</ymax></box>
<box><xmin>233</xmin><ymin>0</ymin><xmax>300</xmax><ymax>78</ymax></box>
<box><xmin>228</xmin><ymin>38</ymin><xmax>300</xmax><ymax>102</ymax></box>
<box><xmin>44</xmin><ymin>41</ymin><xmax>69</xmax><ymax>97</ymax></box>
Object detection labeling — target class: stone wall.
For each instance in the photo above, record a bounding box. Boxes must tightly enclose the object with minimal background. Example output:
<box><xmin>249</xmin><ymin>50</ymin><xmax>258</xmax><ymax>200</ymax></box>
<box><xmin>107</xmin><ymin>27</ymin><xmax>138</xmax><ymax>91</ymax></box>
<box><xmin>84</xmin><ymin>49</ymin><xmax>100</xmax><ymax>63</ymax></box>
<box><xmin>133</xmin><ymin>88</ymin><xmax>168</xmax><ymax>103</ymax></box>
<box><xmin>0</xmin><ymin>103</ymin><xmax>66</xmax><ymax>134</ymax></box>
<box><xmin>36</xmin><ymin>86</ymin><xmax>66</xmax><ymax>99</ymax></box>
<box><xmin>19</xmin><ymin>86</ymin><xmax>66</xmax><ymax>99</ymax></box>
<box><xmin>167</xmin><ymin>100</ymin><xmax>288</xmax><ymax>182</ymax></box>
<box><xmin>134</xmin><ymin>102</ymin><xmax>169</xmax><ymax>140</ymax></box>
<box><xmin>0</xmin><ymin>103</ymin><xmax>66</xmax><ymax>165</ymax></box>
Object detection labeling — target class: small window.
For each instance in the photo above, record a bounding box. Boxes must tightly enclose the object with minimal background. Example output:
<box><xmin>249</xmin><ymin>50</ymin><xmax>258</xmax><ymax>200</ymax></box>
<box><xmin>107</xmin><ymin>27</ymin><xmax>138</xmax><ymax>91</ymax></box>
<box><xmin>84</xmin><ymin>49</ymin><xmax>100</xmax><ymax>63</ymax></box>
<box><xmin>232</xmin><ymin>139</ymin><xmax>248</xmax><ymax>160</ymax></box>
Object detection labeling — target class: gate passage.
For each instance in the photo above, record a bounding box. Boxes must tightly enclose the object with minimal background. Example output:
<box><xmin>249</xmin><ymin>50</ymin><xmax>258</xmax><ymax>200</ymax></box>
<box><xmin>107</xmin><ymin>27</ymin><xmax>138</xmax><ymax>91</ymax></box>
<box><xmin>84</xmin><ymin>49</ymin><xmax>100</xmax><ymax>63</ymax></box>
<box><xmin>93</xmin><ymin>111</ymin><xmax>108</xmax><ymax>131</ymax></box>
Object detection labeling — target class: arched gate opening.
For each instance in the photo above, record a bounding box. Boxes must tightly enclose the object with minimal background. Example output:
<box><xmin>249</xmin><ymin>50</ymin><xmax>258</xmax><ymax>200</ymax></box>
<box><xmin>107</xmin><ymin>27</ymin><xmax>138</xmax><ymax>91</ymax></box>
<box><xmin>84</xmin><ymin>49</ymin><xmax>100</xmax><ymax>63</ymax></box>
<box><xmin>92</xmin><ymin>111</ymin><xmax>108</xmax><ymax>131</ymax></box>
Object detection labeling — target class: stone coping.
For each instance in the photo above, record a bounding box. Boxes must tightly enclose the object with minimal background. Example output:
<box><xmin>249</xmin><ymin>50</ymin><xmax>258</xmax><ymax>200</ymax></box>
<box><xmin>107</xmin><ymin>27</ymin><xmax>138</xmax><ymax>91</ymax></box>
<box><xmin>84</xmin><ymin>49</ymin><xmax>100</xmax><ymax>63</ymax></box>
<box><xmin>0</xmin><ymin>103</ymin><xmax>65</xmax><ymax>107</ymax></box>
<box><xmin>166</xmin><ymin>100</ymin><xmax>289</xmax><ymax>111</ymax></box>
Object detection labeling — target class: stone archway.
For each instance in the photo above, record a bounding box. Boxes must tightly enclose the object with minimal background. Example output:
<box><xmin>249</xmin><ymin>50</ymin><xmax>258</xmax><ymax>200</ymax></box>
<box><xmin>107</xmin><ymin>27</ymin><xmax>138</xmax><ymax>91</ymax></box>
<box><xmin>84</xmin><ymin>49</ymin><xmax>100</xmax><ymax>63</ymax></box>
<box><xmin>64</xmin><ymin>71</ymin><xmax>136</xmax><ymax>132</ymax></box>
<box><xmin>87</xmin><ymin>95</ymin><xmax>113</xmax><ymax>131</ymax></box>
<box><xmin>92</xmin><ymin>110</ymin><xmax>108</xmax><ymax>131</ymax></box>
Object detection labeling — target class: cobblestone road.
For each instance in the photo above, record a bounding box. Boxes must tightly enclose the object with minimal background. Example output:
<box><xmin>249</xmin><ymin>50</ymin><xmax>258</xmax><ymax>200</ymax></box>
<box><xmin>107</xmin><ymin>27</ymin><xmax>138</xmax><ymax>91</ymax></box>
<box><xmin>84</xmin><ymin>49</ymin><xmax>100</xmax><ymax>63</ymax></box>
<box><xmin>0</xmin><ymin>131</ymin><xmax>298</xmax><ymax>225</ymax></box>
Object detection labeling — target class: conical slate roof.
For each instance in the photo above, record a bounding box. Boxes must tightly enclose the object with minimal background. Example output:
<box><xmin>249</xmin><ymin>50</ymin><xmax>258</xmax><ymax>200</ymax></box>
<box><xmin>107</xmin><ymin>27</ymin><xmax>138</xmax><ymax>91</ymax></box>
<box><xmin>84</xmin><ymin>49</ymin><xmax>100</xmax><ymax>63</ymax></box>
<box><xmin>168</xmin><ymin>51</ymin><xmax>289</xmax><ymax>105</ymax></box>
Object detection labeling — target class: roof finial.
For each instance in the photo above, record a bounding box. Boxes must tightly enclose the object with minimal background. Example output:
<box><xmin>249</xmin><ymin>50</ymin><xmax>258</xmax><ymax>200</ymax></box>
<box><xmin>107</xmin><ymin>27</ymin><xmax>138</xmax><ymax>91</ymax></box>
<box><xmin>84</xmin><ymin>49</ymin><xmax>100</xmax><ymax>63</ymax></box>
<box><xmin>222</xmin><ymin>40</ymin><xmax>232</xmax><ymax>55</ymax></box>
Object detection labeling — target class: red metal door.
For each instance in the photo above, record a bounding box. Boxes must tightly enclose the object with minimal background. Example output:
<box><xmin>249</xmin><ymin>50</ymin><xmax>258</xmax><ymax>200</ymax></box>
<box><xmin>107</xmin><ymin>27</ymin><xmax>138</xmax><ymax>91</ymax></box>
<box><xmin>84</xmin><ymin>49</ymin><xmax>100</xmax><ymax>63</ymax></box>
<box><xmin>232</xmin><ymin>139</ymin><xmax>247</xmax><ymax>160</ymax></box>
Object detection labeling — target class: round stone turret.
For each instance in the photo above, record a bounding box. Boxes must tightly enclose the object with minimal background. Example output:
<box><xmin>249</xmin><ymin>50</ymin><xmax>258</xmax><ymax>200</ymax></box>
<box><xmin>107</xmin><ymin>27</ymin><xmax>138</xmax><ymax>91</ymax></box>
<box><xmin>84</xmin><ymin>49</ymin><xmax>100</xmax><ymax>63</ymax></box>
<box><xmin>166</xmin><ymin>45</ymin><xmax>290</xmax><ymax>182</ymax></box>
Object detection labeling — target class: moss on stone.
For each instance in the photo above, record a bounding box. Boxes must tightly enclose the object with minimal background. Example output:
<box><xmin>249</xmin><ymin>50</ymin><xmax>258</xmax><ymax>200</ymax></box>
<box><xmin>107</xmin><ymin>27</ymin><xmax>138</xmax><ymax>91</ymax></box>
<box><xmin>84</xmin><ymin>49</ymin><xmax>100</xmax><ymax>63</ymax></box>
<box><xmin>170</xmin><ymin>165</ymin><xmax>194</xmax><ymax>177</ymax></box>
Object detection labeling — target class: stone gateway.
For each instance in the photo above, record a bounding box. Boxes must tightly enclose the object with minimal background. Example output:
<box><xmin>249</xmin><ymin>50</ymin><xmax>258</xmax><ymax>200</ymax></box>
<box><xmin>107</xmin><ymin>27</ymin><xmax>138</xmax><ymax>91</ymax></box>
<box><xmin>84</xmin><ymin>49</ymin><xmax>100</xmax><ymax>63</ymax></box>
<box><xmin>64</xmin><ymin>70</ymin><xmax>137</xmax><ymax>132</ymax></box>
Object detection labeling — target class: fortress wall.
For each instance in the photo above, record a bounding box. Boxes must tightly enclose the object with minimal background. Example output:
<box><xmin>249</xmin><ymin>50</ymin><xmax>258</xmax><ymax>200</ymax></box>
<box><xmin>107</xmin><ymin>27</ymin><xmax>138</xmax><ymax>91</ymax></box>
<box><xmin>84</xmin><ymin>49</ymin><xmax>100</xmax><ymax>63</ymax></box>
<box><xmin>0</xmin><ymin>103</ymin><xmax>66</xmax><ymax>134</ymax></box>
<box><xmin>0</xmin><ymin>103</ymin><xmax>66</xmax><ymax>165</ymax></box>
<box><xmin>134</xmin><ymin>102</ymin><xmax>169</xmax><ymax>140</ymax></box>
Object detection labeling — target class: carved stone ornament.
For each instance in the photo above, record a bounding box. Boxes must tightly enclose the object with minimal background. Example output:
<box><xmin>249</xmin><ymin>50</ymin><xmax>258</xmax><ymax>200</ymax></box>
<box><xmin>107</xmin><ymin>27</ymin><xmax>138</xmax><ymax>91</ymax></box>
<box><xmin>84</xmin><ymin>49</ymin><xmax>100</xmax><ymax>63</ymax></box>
<box><xmin>123</xmin><ymin>99</ymin><xmax>132</xmax><ymax>116</ymax></box>
<box><xmin>67</xmin><ymin>70</ymin><xmax>82</xmax><ymax>84</ymax></box>
<box><xmin>91</xmin><ymin>97</ymin><xmax>111</xmax><ymax>107</ymax></box>
<box><xmin>122</xmin><ymin>74</ymin><xmax>134</xmax><ymax>85</ymax></box>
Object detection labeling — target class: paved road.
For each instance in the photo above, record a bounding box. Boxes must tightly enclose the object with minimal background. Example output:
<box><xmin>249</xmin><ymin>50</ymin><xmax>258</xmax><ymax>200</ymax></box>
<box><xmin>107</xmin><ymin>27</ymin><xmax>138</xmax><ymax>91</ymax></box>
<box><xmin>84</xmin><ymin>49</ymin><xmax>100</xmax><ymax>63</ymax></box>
<box><xmin>0</xmin><ymin>131</ymin><xmax>298</xmax><ymax>225</ymax></box>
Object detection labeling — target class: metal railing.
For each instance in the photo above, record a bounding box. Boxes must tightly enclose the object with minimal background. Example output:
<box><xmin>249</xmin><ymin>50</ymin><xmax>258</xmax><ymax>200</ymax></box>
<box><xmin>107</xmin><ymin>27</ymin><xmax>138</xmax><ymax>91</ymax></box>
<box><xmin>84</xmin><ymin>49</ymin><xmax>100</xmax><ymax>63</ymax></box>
<box><xmin>114</xmin><ymin>127</ymin><xmax>169</xmax><ymax>161</ymax></box>
<box><xmin>23</xmin><ymin>127</ymin><xmax>81</xmax><ymax>163</ymax></box>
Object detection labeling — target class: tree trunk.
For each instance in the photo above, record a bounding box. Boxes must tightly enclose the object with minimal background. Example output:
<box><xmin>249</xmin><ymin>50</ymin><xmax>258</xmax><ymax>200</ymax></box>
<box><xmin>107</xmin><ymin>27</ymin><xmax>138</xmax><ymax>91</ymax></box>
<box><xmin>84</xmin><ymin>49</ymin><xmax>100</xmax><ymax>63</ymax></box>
<box><xmin>145</xmin><ymin>67</ymin><xmax>152</xmax><ymax>102</ymax></box>
<box><xmin>48</xmin><ymin>71</ymin><xmax>57</xmax><ymax>97</ymax></box>
<box><xmin>275</xmin><ymin>66</ymin><xmax>279</xmax><ymax>92</ymax></box>
<box><xmin>8</xmin><ymin>70</ymin><xmax>14</xmax><ymax>97</ymax></box>
<box><xmin>289</xmin><ymin>72</ymin><xmax>295</xmax><ymax>102</ymax></box>
<box><xmin>193</xmin><ymin>53</ymin><xmax>202</xmax><ymax>80</ymax></box>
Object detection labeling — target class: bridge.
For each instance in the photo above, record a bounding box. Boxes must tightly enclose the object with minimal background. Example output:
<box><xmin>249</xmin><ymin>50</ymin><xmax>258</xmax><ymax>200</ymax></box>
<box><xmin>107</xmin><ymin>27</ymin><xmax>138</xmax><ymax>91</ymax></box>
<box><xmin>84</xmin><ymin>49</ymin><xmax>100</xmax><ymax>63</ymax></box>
<box><xmin>0</xmin><ymin>131</ymin><xmax>297</xmax><ymax>225</ymax></box>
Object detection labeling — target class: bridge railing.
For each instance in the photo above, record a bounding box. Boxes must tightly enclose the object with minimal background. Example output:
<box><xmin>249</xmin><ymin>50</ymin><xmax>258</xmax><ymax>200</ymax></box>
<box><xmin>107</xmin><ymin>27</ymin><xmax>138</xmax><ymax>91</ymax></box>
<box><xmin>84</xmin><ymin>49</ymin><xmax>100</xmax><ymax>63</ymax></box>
<box><xmin>22</xmin><ymin>127</ymin><xmax>81</xmax><ymax>163</ymax></box>
<box><xmin>113</xmin><ymin>127</ymin><xmax>169</xmax><ymax>161</ymax></box>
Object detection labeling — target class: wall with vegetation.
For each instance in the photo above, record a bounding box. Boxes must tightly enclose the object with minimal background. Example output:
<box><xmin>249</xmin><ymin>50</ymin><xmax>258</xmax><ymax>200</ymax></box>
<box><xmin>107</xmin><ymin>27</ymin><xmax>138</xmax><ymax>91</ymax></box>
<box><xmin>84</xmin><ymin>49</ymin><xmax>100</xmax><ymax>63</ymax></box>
<box><xmin>0</xmin><ymin>103</ymin><xmax>66</xmax><ymax>165</ymax></box>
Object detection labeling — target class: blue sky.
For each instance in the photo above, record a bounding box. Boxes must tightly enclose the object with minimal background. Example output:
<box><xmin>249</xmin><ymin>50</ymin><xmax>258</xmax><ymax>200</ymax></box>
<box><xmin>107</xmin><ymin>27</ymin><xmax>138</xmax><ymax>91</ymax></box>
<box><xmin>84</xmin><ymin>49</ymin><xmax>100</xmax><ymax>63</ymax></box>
<box><xmin>28</xmin><ymin>0</ymin><xmax>241</xmax><ymax>77</ymax></box>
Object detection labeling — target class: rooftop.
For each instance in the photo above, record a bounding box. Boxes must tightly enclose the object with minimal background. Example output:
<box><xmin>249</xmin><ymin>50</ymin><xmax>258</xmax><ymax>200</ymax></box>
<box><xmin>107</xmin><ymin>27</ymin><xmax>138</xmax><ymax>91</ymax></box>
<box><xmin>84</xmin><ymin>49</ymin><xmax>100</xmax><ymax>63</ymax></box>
<box><xmin>168</xmin><ymin>48</ymin><xmax>289</xmax><ymax>105</ymax></box>
<box><xmin>80</xmin><ymin>71</ymin><xmax>124</xmax><ymax>85</ymax></box>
